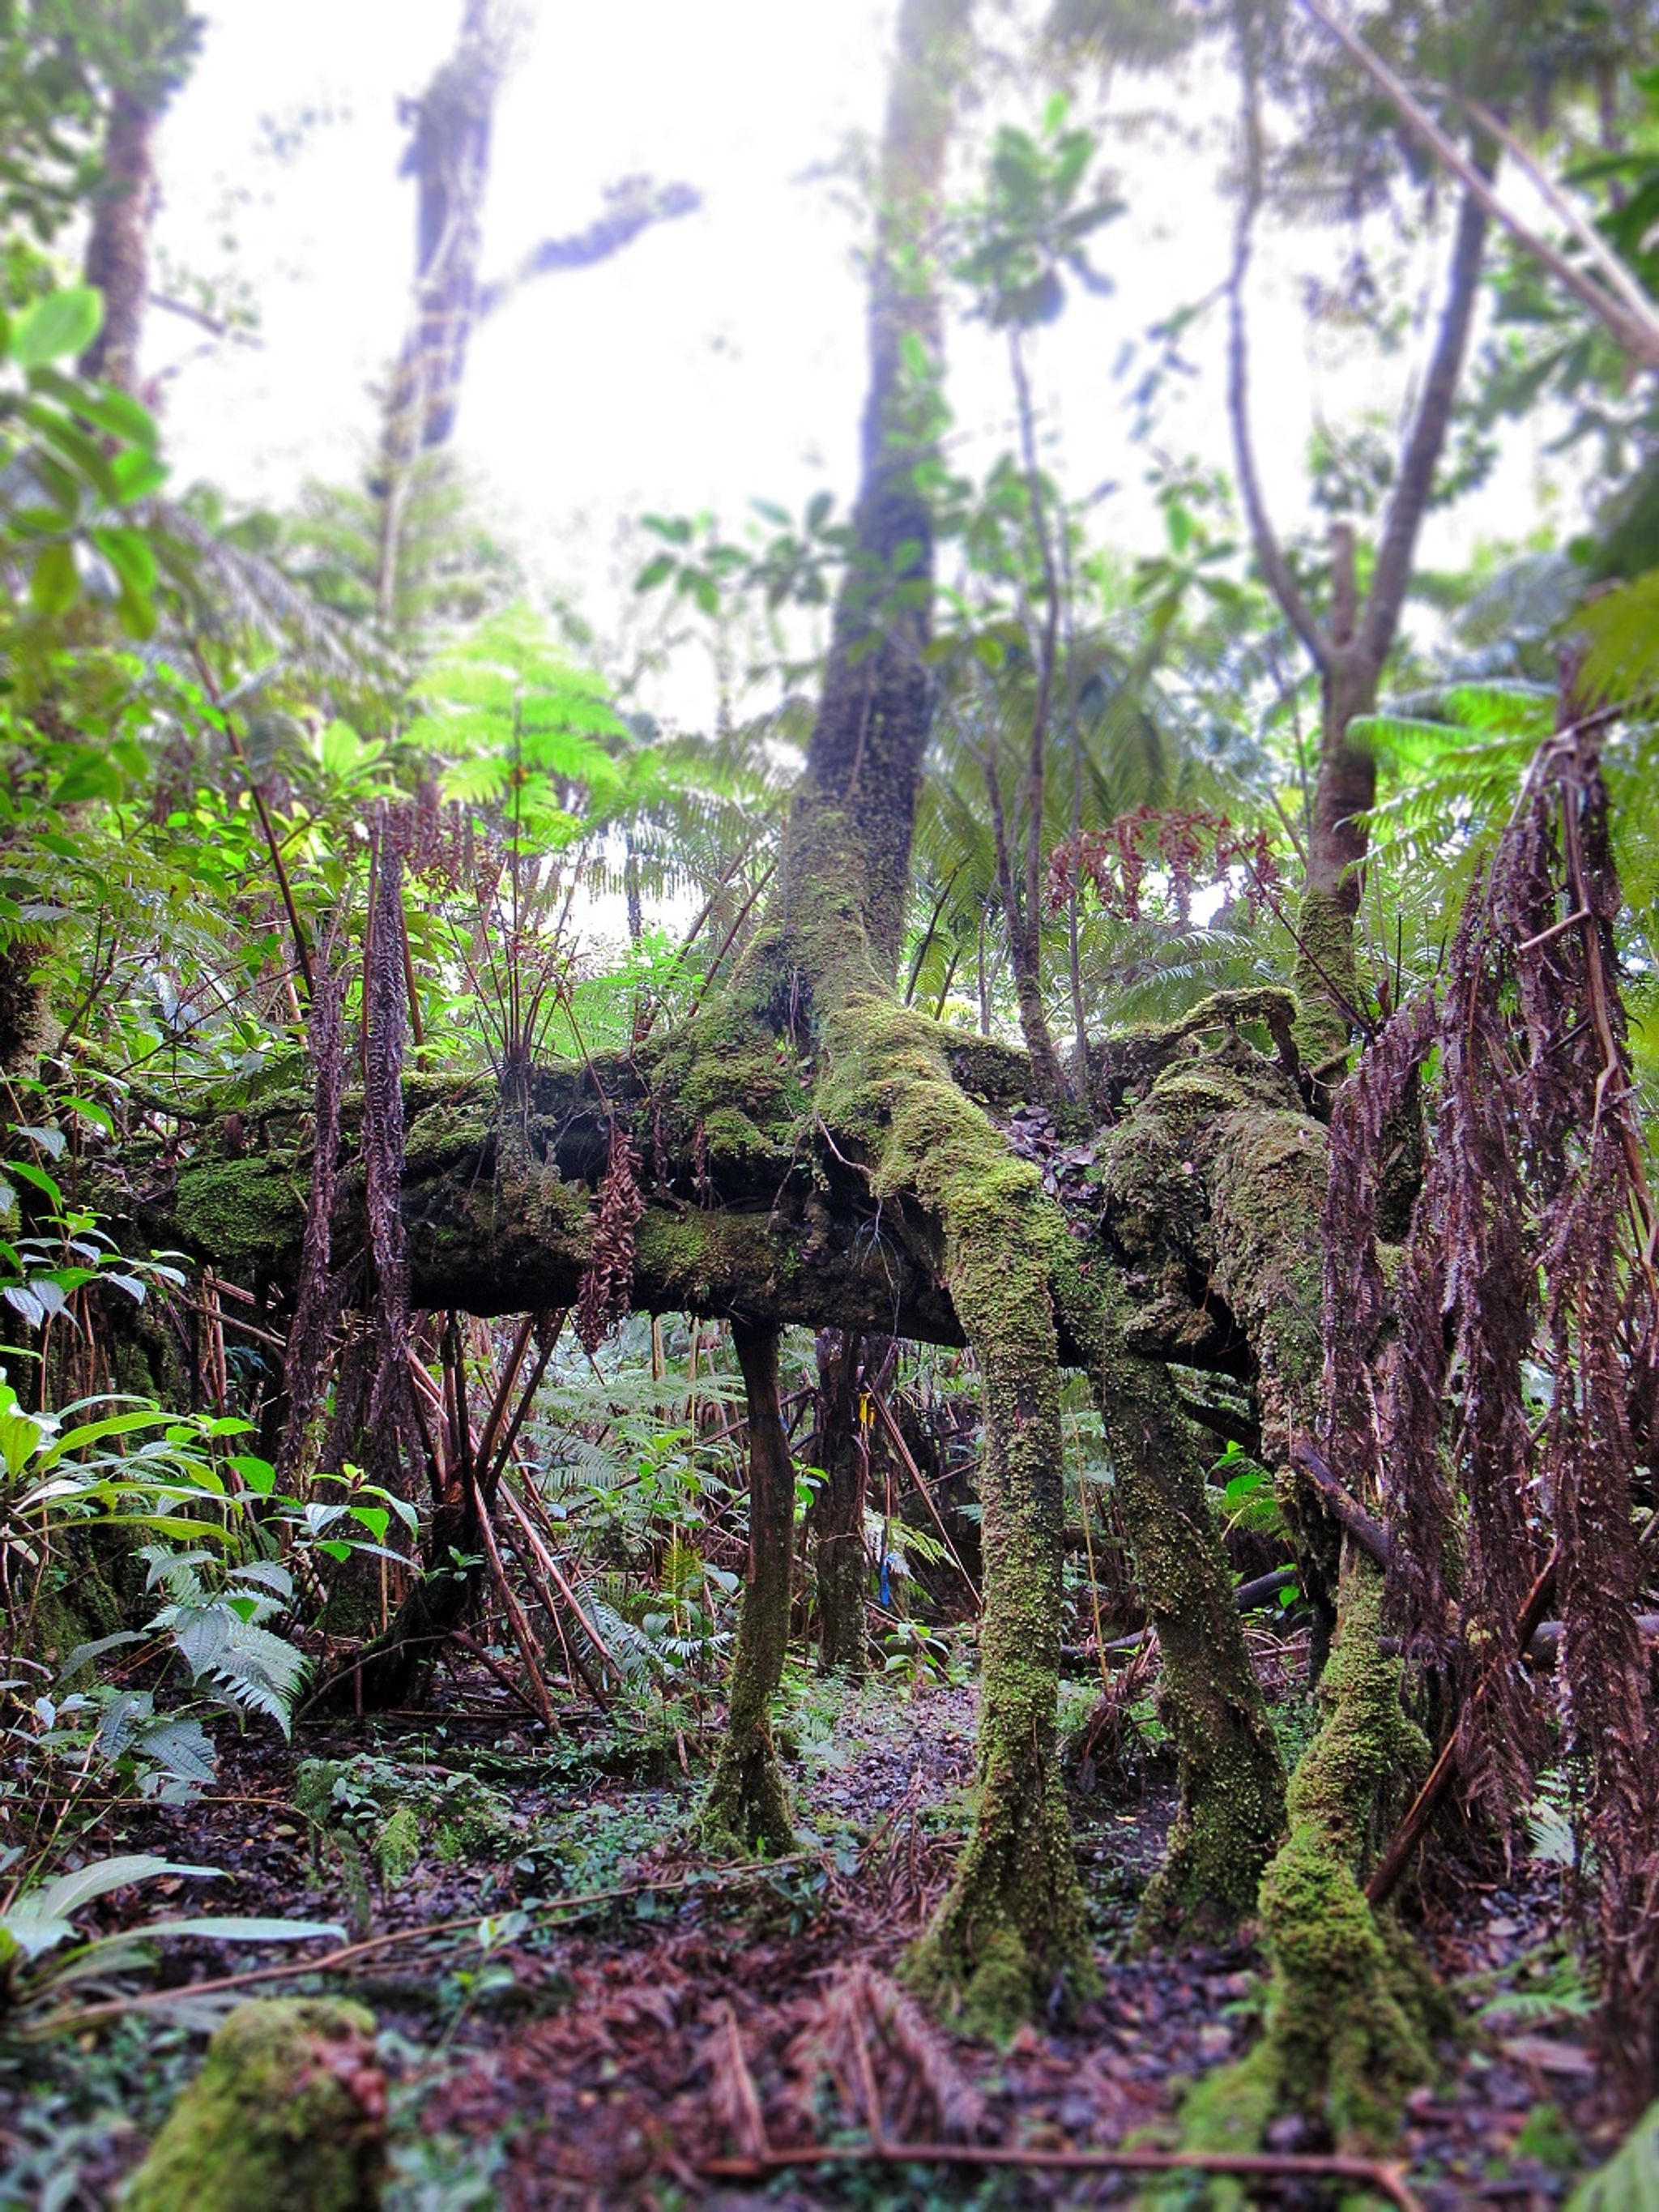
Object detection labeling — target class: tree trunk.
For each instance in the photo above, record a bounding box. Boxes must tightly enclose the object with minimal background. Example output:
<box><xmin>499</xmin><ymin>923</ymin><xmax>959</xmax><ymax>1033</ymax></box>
<box><xmin>701</xmin><ymin>1323</ymin><xmax>797</xmax><ymax>1852</ymax></box>
<box><xmin>808</xmin><ymin>1329</ymin><xmax>876</xmax><ymax>1677</ymax></box>
<box><xmin>374</xmin><ymin>2</ymin><xmax>503</xmax><ymax>623</ymax></box>
<box><xmin>79</xmin><ymin>90</ymin><xmax>158</xmax><ymax>394</ymax></box>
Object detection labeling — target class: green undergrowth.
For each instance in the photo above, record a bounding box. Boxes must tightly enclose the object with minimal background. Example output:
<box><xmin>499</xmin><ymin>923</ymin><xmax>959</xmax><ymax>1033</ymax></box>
<box><xmin>296</xmin><ymin>1751</ymin><xmax>522</xmax><ymax>1890</ymax></box>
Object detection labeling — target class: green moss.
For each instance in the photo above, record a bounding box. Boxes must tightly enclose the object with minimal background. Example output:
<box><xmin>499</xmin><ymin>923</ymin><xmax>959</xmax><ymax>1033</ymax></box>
<box><xmin>121</xmin><ymin>1997</ymin><xmax>384</xmax><ymax>2212</ymax></box>
<box><xmin>33</xmin><ymin>1544</ymin><xmax>126</xmax><ymax>1663</ymax></box>
<box><xmin>1047</xmin><ymin>1246</ymin><xmax>1286</xmax><ymax>1931</ymax></box>
<box><xmin>1188</xmin><ymin>1560</ymin><xmax>1435</xmax><ymax>2158</ymax></box>
<box><xmin>402</xmin><ymin>1084</ymin><xmax>494</xmax><ymax>1172</ymax></box>
<box><xmin>1177</xmin><ymin>2040</ymin><xmax>1280</xmax><ymax>2206</ymax></box>
<box><xmin>642</xmin><ymin>961</ymin><xmax>805</xmax><ymax>1174</ymax></box>
<box><xmin>433</xmin><ymin>1800</ymin><xmax>514</xmax><ymax>1863</ymax></box>
<box><xmin>633</xmin><ymin>1210</ymin><xmax>796</xmax><ymax>1310</ymax></box>
<box><xmin>173</xmin><ymin>1157</ymin><xmax>305</xmax><ymax>1270</ymax></box>
<box><xmin>297</xmin><ymin>1753</ymin><xmax>515</xmax><ymax>1877</ymax></box>
<box><xmin>944</xmin><ymin>1033</ymin><xmax>1031</xmax><ymax>1110</ymax></box>
<box><xmin>1204</xmin><ymin>1106</ymin><xmax>1328</xmax><ymax>1469</ymax></box>
<box><xmin>1290</xmin><ymin>885</ymin><xmax>1359</xmax><ymax>1090</ymax></box>
<box><xmin>759</xmin><ymin>809</ymin><xmax>1092</xmax><ymax>2020</ymax></box>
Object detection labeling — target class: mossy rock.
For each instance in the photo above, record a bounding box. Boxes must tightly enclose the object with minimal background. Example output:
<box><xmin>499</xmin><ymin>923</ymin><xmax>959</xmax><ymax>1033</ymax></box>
<box><xmin>122</xmin><ymin>1997</ymin><xmax>384</xmax><ymax>2211</ymax></box>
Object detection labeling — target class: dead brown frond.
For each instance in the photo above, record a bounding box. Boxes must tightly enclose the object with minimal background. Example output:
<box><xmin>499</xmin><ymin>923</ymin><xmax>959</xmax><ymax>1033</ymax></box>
<box><xmin>273</xmin><ymin>942</ymin><xmax>348</xmax><ymax>1494</ymax></box>
<box><xmin>574</xmin><ymin>1123</ymin><xmax>645</xmax><ymax>1355</ymax></box>
<box><xmin>1335</xmin><ymin>700</ymin><xmax>1659</xmax><ymax>2107</ymax></box>
<box><xmin>791</xmin><ymin>1963</ymin><xmax>987</xmax><ymax>2145</ymax></box>
<box><xmin>708</xmin><ymin>2001</ymin><xmax>770</xmax><ymax>2162</ymax></box>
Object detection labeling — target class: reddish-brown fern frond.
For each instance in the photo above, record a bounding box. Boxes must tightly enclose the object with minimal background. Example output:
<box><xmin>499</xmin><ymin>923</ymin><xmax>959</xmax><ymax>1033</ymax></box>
<box><xmin>574</xmin><ymin>1123</ymin><xmax>645</xmax><ymax>1356</ymax></box>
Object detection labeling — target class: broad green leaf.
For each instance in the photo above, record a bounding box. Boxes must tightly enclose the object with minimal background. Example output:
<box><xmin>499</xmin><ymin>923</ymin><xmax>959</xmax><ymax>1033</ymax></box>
<box><xmin>29</xmin><ymin>541</ymin><xmax>79</xmax><ymax>616</ymax></box>
<box><xmin>11</xmin><ymin>288</ymin><xmax>103</xmax><ymax>367</ymax></box>
<box><xmin>28</xmin><ymin>1854</ymin><xmax>220</xmax><ymax>1925</ymax></box>
<box><xmin>117</xmin><ymin>1915</ymin><xmax>344</xmax><ymax>1945</ymax></box>
<box><xmin>91</xmin><ymin>524</ymin><xmax>157</xmax><ymax>593</ymax></box>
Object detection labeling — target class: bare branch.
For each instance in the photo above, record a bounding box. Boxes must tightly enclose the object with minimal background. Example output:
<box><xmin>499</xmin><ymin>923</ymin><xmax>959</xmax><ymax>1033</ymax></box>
<box><xmin>1363</xmin><ymin>172</ymin><xmax>1490</xmax><ymax>664</ymax></box>
<box><xmin>1294</xmin><ymin>0</ymin><xmax>1659</xmax><ymax>374</ymax></box>
<box><xmin>1226</xmin><ymin>86</ymin><xmax>1330</xmax><ymax>671</ymax></box>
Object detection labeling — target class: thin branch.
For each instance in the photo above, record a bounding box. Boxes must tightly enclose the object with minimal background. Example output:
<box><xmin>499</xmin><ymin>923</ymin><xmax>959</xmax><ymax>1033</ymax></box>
<box><xmin>697</xmin><ymin>2144</ymin><xmax>1424</xmax><ymax>2211</ymax></box>
<box><xmin>1289</xmin><ymin>1438</ymin><xmax>1390</xmax><ymax>1566</ymax></box>
<box><xmin>1294</xmin><ymin>0</ymin><xmax>1659</xmax><ymax>373</ymax></box>
<box><xmin>1363</xmin><ymin>166</ymin><xmax>1491</xmax><ymax>665</ymax></box>
<box><xmin>190</xmin><ymin>646</ymin><xmax>314</xmax><ymax>1000</ymax></box>
<box><xmin>1367</xmin><ymin>1549</ymin><xmax>1558</xmax><ymax>1908</ymax></box>
<box><xmin>1458</xmin><ymin>93</ymin><xmax>1657</xmax><ymax>322</ymax></box>
<box><xmin>1226</xmin><ymin>56</ymin><xmax>1329</xmax><ymax>670</ymax></box>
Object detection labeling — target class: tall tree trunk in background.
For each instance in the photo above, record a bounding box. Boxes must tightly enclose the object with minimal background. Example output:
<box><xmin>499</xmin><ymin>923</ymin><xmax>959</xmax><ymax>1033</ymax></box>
<box><xmin>79</xmin><ymin>88</ymin><xmax>159</xmax><ymax>395</ymax></box>
<box><xmin>375</xmin><ymin>0</ymin><xmax>504</xmax><ymax>622</ymax></box>
<box><xmin>784</xmin><ymin>0</ymin><xmax>969</xmax><ymax>977</ymax></box>
<box><xmin>770</xmin><ymin>0</ymin><xmax>1110</xmax><ymax>2027</ymax></box>
<box><xmin>1227</xmin><ymin>56</ymin><xmax>1493</xmax><ymax>1093</ymax></box>
<box><xmin>371</xmin><ymin>3</ymin><xmax>699</xmax><ymax>626</ymax></box>
<box><xmin>808</xmin><ymin>1330</ymin><xmax>888</xmax><ymax>1676</ymax></box>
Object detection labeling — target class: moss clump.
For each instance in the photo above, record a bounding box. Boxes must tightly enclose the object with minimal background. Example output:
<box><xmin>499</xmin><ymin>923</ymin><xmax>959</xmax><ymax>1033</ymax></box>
<box><xmin>173</xmin><ymin>1157</ymin><xmax>305</xmax><ymax>1270</ymax></box>
<box><xmin>632</xmin><ymin>1210</ymin><xmax>796</xmax><ymax>1313</ymax></box>
<box><xmin>433</xmin><ymin>1798</ymin><xmax>514</xmax><ymax>1863</ymax></box>
<box><xmin>1204</xmin><ymin>1105</ymin><xmax>1327</xmax><ymax>1468</ymax></box>
<box><xmin>122</xmin><ymin>1997</ymin><xmax>385</xmax><ymax>2212</ymax></box>
<box><xmin>641</xmin><ymin>963</ymin><xmax>806</xmax><ymax>1180</ymax></box>
<box><xmin>296</xmin><ymin>1753</ymin><xmax>516</xmax><ymax>1881</ymax></box>
<box><xmin>402</xmin><ymin>1085</ymin><xmax>494</xmax><ymax>1172</ymax></box>
<box><xmin>1290</xmin><ymin>884</ymin><xmax>1360</xmax><ymax>1093</ymax></box>
<box><xmin>1059</xmin><ymin>1260</ymin><xmax>1286</xmax><ymax>1931</ymax></box>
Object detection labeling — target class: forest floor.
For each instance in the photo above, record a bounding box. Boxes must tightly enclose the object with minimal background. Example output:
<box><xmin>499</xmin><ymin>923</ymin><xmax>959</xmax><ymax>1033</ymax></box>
<box><xmin>0</xmin><ymin>1642</ymin><xmax>1616</xmax><ymax>2210</ymax></box>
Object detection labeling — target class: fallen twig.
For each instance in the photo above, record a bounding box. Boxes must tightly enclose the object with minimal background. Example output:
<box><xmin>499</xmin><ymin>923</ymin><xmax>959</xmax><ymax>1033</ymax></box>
<box><xmin>697</xmin><ymin>2141</ymin><xmax>1425</xmax><ymax>2210</ymax></box>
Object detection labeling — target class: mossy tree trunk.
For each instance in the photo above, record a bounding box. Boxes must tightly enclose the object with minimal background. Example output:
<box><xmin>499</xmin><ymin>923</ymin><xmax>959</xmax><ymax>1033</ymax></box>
<box><xmin>1183</xmin><ymin>1555</ymin><xmax>1435</xmax><ymax>2155</ymax></box>
<box><xmin>904</xmin><ymin>1179</ymin><xmax>1091</xmax><ymax>2031</ymax></box>
<box><xmin>701</xmin><ymin>1322</ymin><xmax>797</xmax><ymax>1853</ymax></box>
<box><xmin>1086</xmin><ymin>1315</ymin><xmax>1286</xmax><ymax>1928</ymax></box>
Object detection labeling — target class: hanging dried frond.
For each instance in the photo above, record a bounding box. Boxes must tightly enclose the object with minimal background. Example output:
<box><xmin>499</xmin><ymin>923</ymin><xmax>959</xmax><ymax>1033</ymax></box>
<box><xmin>362</xmin><ymin>810</ymin><xmax>420</xmax><ymax>1480</ymax></box>
<box><xmin>1435</xmin><ymin>890</ymin><xmax>1549</xmax><ymax>1821</ymax></box>
<box><xmin>1317</xmin><ymin>992</ymin><xmax>1438</xmax><ymax>1518</ymax></box>
<box><xmin>1340</xmin><ymin>695</ymin><xmax>1659</xmax><ymax>2105</ymax></box>
<box><xmin>574</xmin><ymin>1124</ymin><xmax>645</xmax><ymax>1355</ymax></box>
<box><xmin>1501</xmin><ymin>718</ymin><xmax>1659</xmax><ymax>2098</ymax></box>
<box><xmin>272</xmin><ymin>947</ymin><xmax>348</xmax><ymax>1494</ymax></box>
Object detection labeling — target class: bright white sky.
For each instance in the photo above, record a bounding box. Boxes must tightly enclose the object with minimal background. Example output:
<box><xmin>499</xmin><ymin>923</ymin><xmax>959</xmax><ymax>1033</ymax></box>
<box><xmin>146</xmin><ymin>0</ymin><xmax>1565</xmax><ymax>724</ymax></box>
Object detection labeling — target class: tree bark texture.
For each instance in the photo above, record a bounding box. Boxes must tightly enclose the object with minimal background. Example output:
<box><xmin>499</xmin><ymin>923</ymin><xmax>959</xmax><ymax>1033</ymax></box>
<box><xmin>808</xmin><ymin>1329</ymin><xmax>881</xmax><ymax>1677</ymax></box>
<box><xmin>79</xmin><ymin>91</ymin><xmax>158</xmax><ymax>394</ymax></box>
<box><xmin>701</xmin><ymin>1323</ymin><xmax>797</xmax><ymax>1852</ymax></box>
